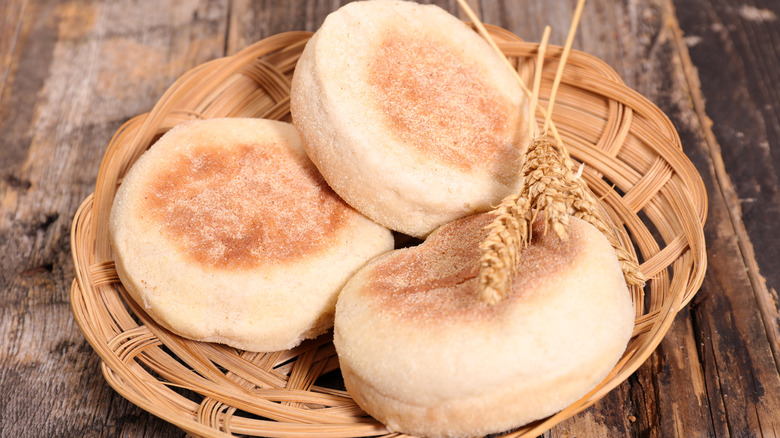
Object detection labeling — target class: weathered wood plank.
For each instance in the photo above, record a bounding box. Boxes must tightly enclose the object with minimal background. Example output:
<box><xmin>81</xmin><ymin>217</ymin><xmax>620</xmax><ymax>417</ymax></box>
<box><xmin>675</xmin><ymin>0</ymin><xmax>780</xmax><ymax>375</ymax></box>
<box><xmin>0</xmin><ymin>0</ymin><xmax>231</xmax><ymax>436</ymax></box>
<box><xmin>671</xmin><ymin>0</ymin><xmax>780</xmax><ymax>435</ymax></box>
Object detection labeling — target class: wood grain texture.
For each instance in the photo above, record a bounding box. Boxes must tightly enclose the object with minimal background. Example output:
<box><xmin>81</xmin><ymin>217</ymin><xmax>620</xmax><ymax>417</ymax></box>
<box><xmin>672</xmin><ymin>0</ymin><xmax>780</xmax><ymax>435</ymax></box>
<box><xmin>1</xmin><ymin>0</ymin><xmax>778</xmax><ymax>436</ymax></box>
<box><xmin>676</xmin><ymin>0</ymin><xmax>780</xmax><ymax>378</ymax></box>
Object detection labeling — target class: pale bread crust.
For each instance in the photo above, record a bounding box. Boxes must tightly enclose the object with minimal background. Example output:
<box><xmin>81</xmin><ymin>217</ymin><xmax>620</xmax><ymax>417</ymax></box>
<box><xmin>334</xmin><ymin>214</ymin><xmax>635</xmax><ymax>437</ymax></box>
<box><xmin>291</xmin><ymin>0</ymin><xmax>530</xmax><ymax>237</ymax></box>
<box><xmin>110</xmin><ymin>118</ymin><xmax>394</xmax><ymax>352</ymax></box>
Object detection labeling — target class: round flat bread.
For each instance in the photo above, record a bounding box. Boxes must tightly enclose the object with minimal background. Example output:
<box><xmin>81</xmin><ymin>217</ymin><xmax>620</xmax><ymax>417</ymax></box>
<box><xmin>334</xmin><ymin>213</ymin><xmax>635</xmax><ymax>437</ymax></box>
<box><xmin>291</xmin><ymin>0</ymin><xmax>530</xmax><ymax>237</ymax></box>
<box><xmin>110</xmin><ymin>118</ymin><xmax>394</xmax><ymax>352</ymax></box>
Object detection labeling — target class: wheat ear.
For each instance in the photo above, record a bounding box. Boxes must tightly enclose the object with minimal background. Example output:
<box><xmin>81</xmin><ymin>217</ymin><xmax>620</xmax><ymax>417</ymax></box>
<box><xmin>460</xmin><ymin>0</ymin><xmax>645</xmax><ymax>304</ymax></box>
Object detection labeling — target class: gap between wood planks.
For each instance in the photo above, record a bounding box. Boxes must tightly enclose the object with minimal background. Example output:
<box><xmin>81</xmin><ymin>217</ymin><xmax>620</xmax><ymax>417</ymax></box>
<box><xmin>223</xmin><ymin>0</ymin><xmax>233</xmax><ymax>56</ymax></box>
<box><xmin>665</xmin><ymin>0</ymin><xmax>780</xmax><ymax>379</ymax></box>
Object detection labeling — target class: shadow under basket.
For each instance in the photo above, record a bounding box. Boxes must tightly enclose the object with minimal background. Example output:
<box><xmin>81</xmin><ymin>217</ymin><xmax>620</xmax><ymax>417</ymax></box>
<box><xmin>70</xmin><ymin>27</ymin><xmax>707</xmax><ymax>438</ymax></box>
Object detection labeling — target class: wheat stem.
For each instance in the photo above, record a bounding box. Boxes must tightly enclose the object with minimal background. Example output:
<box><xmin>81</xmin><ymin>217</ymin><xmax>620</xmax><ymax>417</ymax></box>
<box><xmin>462</xmin><ymin>0</ymin><xmax>645</xmax><ymax>304</ymax></box>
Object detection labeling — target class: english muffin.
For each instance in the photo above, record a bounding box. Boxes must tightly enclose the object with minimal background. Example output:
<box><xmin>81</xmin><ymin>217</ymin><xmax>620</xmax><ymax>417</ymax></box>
<box><xmin>334</xmin><ymin>213</ymin><xmax>635</xmax><ymax>437</ymax></box>
<box><xmin>110</xmin><ymin>118</ymin><xmax>394</xmax><ymax>352</ymax></box>
<box><xmin>291</xmin><ymin>0</ymin><xmax>530</xmax><ymax>237</ymax></box>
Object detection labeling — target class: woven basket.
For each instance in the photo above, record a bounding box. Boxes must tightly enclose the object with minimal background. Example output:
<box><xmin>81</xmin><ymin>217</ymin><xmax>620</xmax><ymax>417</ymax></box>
<box><xmin>70</xmin><ymin>27</ymin><xmax>707</xmax><ymax>438</ymax></box>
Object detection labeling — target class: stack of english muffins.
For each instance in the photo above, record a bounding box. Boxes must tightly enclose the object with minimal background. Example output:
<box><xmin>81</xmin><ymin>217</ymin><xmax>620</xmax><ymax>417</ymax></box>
<box><xmin>109</xmin><ymin>2</ymin><xmax>635</xmax><ymax>437</ymax></box>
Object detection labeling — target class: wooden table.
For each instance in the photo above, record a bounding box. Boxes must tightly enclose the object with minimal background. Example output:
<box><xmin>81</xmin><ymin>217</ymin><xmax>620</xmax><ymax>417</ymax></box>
<box><xmin>2</xmin><ymin>0</ymin><xmax>778</xmax><ymax>436</ymax></box>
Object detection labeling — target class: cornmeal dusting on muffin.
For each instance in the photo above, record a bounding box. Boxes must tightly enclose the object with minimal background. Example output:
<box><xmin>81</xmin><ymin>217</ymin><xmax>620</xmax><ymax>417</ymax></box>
<box><xmin>142</xmin><ymin>143</ymin><xmax>349</xmax><ymax>270</ymax></box>
<box><xmin>367</xmin><ymin>213</ymin><xmax>582</xmax><ymax>321</ymax></box>
<box><xmin>368</xmin><ymin>31</ymin><xmax>521</xmax><ymax>175</ymax></box>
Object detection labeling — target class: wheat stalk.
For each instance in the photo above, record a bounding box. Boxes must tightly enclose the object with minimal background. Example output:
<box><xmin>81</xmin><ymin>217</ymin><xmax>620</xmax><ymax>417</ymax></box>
<box><xmin>559</xmin><ymin>161</ymin><xmax>647</xmax><ymax>286</ymax></box>
<box><xmin>477</xmin><ymin>138</ymin><xmax>570</xmax><ymax>304</ymax></box>
<box><xmin>460</xmin><ymin>0</ymin><xmax>646</xmax><ymax>304</ymax></box>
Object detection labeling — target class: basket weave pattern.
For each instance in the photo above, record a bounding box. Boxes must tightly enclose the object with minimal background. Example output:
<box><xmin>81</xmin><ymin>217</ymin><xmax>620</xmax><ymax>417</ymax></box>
<box><xmin>70</xmin><ymin>28</ymin><xmax>707</xmax><ymax>438</ymax></box>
